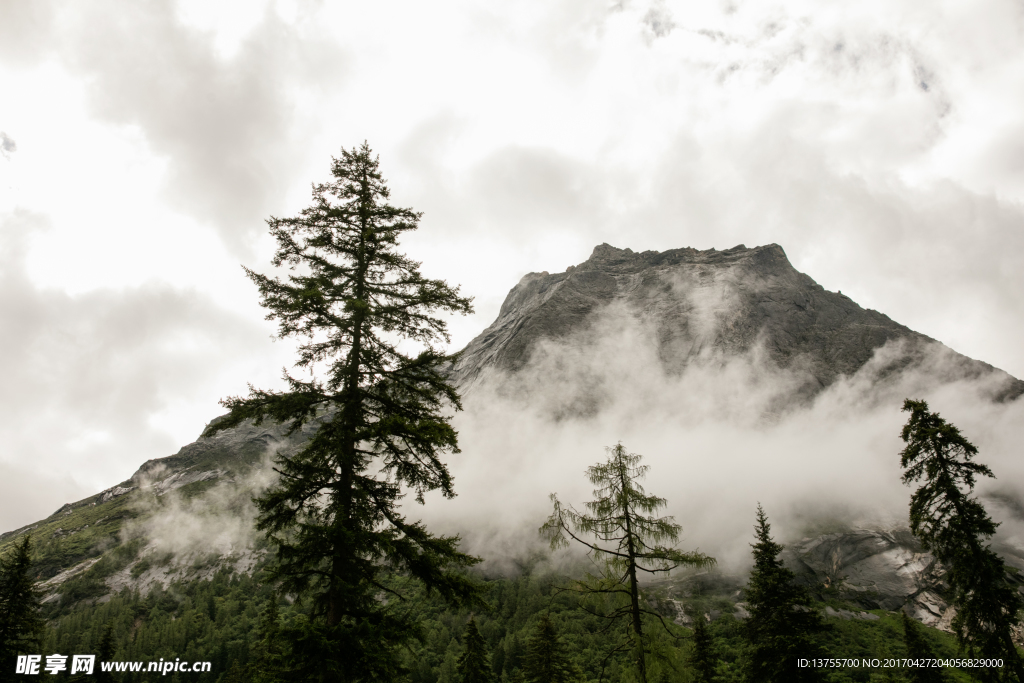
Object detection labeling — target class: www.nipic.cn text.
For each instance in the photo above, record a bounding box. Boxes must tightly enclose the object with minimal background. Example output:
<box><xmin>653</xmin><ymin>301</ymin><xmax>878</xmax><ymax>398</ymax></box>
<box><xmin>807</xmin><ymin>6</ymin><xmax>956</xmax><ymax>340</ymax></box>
<box><xmin>15</xmin><ymin>654</ymin><xmax>213</xmax><ymax>675</ymax></box>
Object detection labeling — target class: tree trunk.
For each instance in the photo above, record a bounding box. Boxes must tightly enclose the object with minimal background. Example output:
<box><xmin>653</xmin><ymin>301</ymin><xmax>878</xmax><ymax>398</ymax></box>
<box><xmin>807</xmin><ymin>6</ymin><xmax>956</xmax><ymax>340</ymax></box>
<box><xmin>328</xmin><ymin>193</ymin><xmax>370</xmax><ymax>630</ymax></box>
<box><xmin>618</xmin><ymin>452</ymin><xmax>647</xmax><ymax>683</ymax></box>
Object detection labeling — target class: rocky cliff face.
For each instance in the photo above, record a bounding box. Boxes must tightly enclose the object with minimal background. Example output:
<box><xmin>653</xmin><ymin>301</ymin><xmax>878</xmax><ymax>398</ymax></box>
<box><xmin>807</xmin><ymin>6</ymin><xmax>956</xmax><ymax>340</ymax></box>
<box><xmin>451</xmin><ymin>243</ymin><xmax>1024</xmax><ymax>402</ymax></box>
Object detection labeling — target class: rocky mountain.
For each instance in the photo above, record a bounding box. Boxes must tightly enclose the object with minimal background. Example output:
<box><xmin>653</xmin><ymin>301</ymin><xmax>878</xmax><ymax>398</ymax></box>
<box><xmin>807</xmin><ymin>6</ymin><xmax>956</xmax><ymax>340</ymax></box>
<box><xmin>4</xmin><ymin>242</ymin><xmax>1023</xmax><ymax>635</ymax></box>
<box><xmin>452</xmin><ymin>243</ymin><xmax>1024</xmax><ymax>403</ymax></box>
<box><xmin>0</xmin><ymin>416</ymin><xmax>321</xmax><ymax>601</ymax></box>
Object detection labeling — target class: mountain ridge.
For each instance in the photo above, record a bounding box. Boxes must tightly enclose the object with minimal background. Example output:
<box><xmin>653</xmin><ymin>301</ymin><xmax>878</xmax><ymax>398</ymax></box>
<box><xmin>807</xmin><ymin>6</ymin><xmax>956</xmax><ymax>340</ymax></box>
<box><xmin>451</xmin><ymin>242</ymin><xmax>1024</xmax><ymax>403</ymax></box>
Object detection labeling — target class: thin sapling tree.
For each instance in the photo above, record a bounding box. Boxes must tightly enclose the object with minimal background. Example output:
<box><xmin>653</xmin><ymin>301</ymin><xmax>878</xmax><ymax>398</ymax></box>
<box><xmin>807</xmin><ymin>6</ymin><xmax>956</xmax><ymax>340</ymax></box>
<box><xmin>542</xmin><ymin>442</ymin><xmax>714</xmax><ymax>683</ymax></box>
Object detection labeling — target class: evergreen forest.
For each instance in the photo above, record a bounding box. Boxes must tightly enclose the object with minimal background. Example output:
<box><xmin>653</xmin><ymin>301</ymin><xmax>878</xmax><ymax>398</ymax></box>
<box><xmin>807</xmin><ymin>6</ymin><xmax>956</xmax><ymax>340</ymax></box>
<box><xmin>32</xmin><ymin>556</ymin><xmax>985</xmax><ymax>682</ymax></box>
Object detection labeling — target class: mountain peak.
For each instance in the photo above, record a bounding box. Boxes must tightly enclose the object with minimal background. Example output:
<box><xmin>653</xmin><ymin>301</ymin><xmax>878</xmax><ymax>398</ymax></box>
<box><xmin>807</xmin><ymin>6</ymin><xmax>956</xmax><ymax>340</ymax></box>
<box><xmin>452</xmin><ymin>242</ymin><xmax>1023</xmax><ymax>403</ymax></box>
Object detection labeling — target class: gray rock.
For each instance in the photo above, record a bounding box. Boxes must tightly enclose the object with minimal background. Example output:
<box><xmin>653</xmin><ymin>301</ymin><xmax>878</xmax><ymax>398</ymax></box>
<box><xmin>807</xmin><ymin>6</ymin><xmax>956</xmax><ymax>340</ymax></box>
<box><xmin>451</xmin><ymin>243</ymin><xmax>1024</xmax><ymax>403</ymax></box>
<box><xmin>787</xmin><ymin>528</ymin><xmax>942</xmax><ymax>611</ymax></box>
<box><xmin>824</xmin><ymin>606</ymin><xmax>881</xmax><ymax>621</ymax></box>
<box><xmin>99</xmin><ymin>486</ymin><xmax>133</xmax><ymax>503</ymax></box>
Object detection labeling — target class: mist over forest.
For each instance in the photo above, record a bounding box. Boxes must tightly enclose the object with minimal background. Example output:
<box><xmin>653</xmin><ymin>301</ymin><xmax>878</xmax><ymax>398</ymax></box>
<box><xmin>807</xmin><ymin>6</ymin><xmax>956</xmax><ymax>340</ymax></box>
<box><xmin>412</xmin><ymin>301</ymin><xmax>1024</xmax><ymax>572</ymax></box>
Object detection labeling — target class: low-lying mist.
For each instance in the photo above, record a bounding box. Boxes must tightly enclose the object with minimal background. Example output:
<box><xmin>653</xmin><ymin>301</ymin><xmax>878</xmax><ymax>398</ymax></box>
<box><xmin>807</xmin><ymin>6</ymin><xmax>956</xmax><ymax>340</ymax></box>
<box><xmin>121</xmin><ymin>455</ymin><xmax>277</xmax><ymax>565</ymax></box>
<box><xmin>116</xmin><ymin>302</ymin><xmax>1024</xmax><ymax>586</ymax></box>
<box><xmin>410</xmin><ymin>306</ymin><xmax>1024</xmax><ymax>576</ymax></box>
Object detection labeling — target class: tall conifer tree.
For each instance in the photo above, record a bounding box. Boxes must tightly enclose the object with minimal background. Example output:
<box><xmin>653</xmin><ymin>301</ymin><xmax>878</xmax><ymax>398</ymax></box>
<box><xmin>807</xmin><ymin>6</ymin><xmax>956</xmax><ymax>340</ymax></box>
<box><xmin>457</xmin><ymin>618</ymin><xmax>493</xmax><ymax>683</ymax></box>
<box><xmin>205</xmin><ymin>143</ymin><xmax>480</xmax><ymax>681</ymax></box>
<box><xmin>899</xmin><ymin>399</ymin><xmax>1024</xmax><ymax>682</ymax></box>
<box><xmin>901</xmin><ymin>613</ymin><xmax>947</xmax><ymax>683</ymax></box>
<box><xmin>543</xmin><ymin>443</ymin><xmax>713</xmax><ymax>683</ymax></box>
<box><xmin>94</xmin><ymin>623</ymin><xmax>115</xmax><ymax>683</ymax></box>
<box><xmin>688</xmin><ymin>614</ymin><xmax>719</xmax><ymax>683</ymax></box>
<box><xmin>0</xmin><ymin>535</ymin><xmax>42</xmax><ymax>683</ymax></box>
<box><xmin>745</xmin><ymin>505</ymin><xmax>825</xmax><ymax>683</ymax></box>
<box><xmin>523</xmin><ymin>615</ymin><xmax>574</xmax><ymax>683</ymax></box>
<box><xmin>248</xmin><ymin>598</ymin><xmax>284</xmax><ymax>683</ymax></box>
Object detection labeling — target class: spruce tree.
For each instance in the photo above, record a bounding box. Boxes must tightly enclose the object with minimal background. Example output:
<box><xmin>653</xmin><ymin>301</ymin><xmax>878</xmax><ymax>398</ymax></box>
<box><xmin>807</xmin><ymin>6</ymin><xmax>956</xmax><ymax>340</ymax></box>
<box><xmin>457</xmin><ymin>618</ymin><xmax>493</xmax><ymax>683</ymax></box>
<box><xmin>745</xmin><ymin>505</ymin><xmax>825</xmax><ymax>683</ymax></box>
<box><xmin>899</xmin><ymin>399</ymin><xmax>1024</xmax><ymax>682</ymax></box>
<box><xmin>0</xmin><ymin>535</ymin><xmax>42</xmax><ymax>683</ymax></box>
<box><xmin>523</xmin><ymin>615</ymin><xmax>574</xmax><ymax>683</ymax></box>
<box><xmin>95</xmin><ymin>623</ymin><xmax>115</xmax><ymax>683</ymax></box>
<box><xmin>205</xmin><ymin>143</ymin><xmax>480</xmax><ymax>681</ymax></box>
<box><xmin>222</xmin><ymin>660</ymin><xmax>248</xmax><ymax>683</ymax></box>
<box><xmin>248</xmin><ymin>598</ymin><xmax>284</xmax><ymax>683</ymax></box>
<box><xmin>901</xmin><ymin>613</ymin><xmax>946</xmax><ymax>683</ymax></box>
<box><xmin>542</xmin><ymin>443</ymin><xmax>714</xmax><ymax>683</ymax></box>
<box><xmin>688</xmin><ymin>614</ymin><xmax>719</xmax><ymax>683</ymax></box>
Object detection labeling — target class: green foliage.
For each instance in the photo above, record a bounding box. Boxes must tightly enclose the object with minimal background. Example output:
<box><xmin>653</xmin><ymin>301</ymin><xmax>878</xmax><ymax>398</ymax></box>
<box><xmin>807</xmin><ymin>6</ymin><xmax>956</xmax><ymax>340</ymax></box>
<box><xmin>523</xmin><ymin>614</ymin><xmax>575</xmax><ymax>683</ymax></box>
<box><xmin>0</xmin><ymin>535</ymin><xmax>43</xmax><ymax>682</ymax></box>
<box><xmin>222</xmin><ymin>660</ymin><xmax>247</xmax><ymax>683</ymax></box>
<box><xmin>95</xmin><ymin>623</ymin><xmax>116</xmax><ymax>683</ymax></box>
<box><xmin>902</xmin><ymin>612</ymin><xmax>947</xmax><ymax>683</ymax></box>
<box><xmin>203</xmin><ymin>142</ymin><xmax>479</xmax><ymax>680</ymax></box>
<box><xmin>45</xmin><ymin>566</ymin><xmax>280</xmax><ymax>683</ymax></box>
<box><xmin>899</xmin><ymin>399</ymin><xmax>1024</xmax><ymax>681</ymax></box>
<box><xmin>35</xmin><ymin>555</ymin><xmax>998</xmax><ymax>683</ymax></box>
<box><xmin>542</xmin><ymin>443</ymin><xmax>714</xmax><ymax>683</ymax></box>
<box><xmin>246</xmin><ymin>598</ymin><xmax>284</xmax><ymax>683</ymax></box>
<box><xmin>745</xmin><ymin>505</ymin><xmax>827</xmax><ymax>683</ymax></box>
<box><xmin>689</xmin><ymin>614</ymin><xmax>719</xmax><ymax>683</ymax></box>
<box><xmin>0</xmin><ymin>494</ymin><xmax>138</xmax><ymax>582</ymax></box>
<box><xmin>694</xmin><ymin>608</ymin><xmax>980</xmax><ymax>683</ymax></box>
<box><xmin>457</xmin><ymin>617</ymin><xmax>493</xmax><ymax>683</ymax></box>
<box><xmin>130</xmin><ymin>557</ymin><xmax>152</xmax><ymax>578</ymax></box>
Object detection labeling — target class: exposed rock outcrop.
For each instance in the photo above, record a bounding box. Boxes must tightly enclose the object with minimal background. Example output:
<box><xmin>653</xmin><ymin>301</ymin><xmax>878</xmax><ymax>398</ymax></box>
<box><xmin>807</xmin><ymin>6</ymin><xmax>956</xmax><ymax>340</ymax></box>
<box><xmin>786</xmin><ymin>528</ymin><xmax>1024</xmax><ymax>630</ymax></box>
<box><xmin>451</xmin><ymin>243</ymin><xmax>1024</xmax><ymax>402</ymax></box>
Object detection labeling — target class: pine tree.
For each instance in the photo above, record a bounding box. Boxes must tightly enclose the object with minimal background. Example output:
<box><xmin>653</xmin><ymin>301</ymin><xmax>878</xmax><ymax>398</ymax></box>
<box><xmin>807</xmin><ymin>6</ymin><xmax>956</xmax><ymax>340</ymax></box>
<box><xmin>542</xmin><ymin>443</ymin><xmax>714</xmax><ymax>683</ymax></box>
<box><xmin>205</xmin><ymin>143</ymin><xmax>480</xmax><ymax>681</ymax></box>
<box><xmin>688</xmin><ymin>614</ymin><xmax>718</xmax><ymax>683</ymax></box>
<box><xmin>523</xmin><ymin>615</ymin><xmax>574</xmax><ymax>683</ymax></box>
<box><xmin>457</xmin><ymin>618</ymin><xmax>493</xmax><ymax>683</ymax></box>
<box><xmin>0</xmin><ymin>535</ymin><xmax>43</xmax><ymax>683</ymax></box>
<box><xmin>248</xmin><ymin>598</ymin><xmax>284</xmax><ymax>683</ymax></box>
<box><xmin>901</xmin><ymin>613</ymin><xmax>947</xmax><ymax>683</ymax></box>
<box><xmin>94</xmin><ymin>623</ymin><xmax>115</xmax><ymax>683</ymax></box>
<box><xmin>899</xmin><ymin>399</ymin><xmax>1024</xmax><ymax>682</ymax></box>
<box><xmin>745</xmin><ymin>505</ymin><xmax>826</xmax><ymax>683</ymax></box>
<box><xmin>222</xmin><ymin>660</ymin><xmax>248</xmax><ymax>683</ymax></box>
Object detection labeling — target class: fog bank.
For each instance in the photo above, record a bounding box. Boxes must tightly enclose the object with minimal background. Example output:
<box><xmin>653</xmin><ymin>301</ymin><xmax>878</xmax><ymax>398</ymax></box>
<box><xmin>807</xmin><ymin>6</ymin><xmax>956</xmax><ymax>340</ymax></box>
<box><xmin>412</xmin><ymin>308</ymin><xmax>1024</xmax><ymax>574</ymax></box>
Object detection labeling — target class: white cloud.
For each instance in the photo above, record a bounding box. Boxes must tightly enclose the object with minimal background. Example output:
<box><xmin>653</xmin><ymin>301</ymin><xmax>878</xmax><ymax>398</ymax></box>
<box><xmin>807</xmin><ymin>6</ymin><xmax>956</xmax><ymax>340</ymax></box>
<box><xmin>1</xmin><ymin>0</ymin><xmax>1023</xmax><ymax>532</ymax></box>
<box><xmin>0</xmin><ymin>209</ymin><xmax>291</xmax><ymax>530</ymax></box>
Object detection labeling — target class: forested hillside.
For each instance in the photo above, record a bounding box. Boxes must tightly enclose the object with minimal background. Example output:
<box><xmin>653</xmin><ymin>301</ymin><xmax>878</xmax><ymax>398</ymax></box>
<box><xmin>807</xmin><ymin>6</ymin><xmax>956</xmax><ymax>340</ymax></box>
<box><xmin>40</xmin><ymin>558</ymin><xmax>979</xmax><ymax>683</ymax></box>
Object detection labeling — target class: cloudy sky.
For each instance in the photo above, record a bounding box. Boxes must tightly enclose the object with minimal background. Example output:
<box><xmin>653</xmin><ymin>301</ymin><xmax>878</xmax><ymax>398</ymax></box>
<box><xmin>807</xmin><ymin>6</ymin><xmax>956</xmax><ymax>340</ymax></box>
<box><xmin>2</xmin><ymin>0</ymin><xmax>1024</xmax><ymax>532</ymax></box>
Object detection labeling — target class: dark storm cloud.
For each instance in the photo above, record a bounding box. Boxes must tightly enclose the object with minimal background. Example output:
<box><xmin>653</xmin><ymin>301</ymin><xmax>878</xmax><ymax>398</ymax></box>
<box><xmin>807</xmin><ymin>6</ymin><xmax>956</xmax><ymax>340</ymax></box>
<box><xmin>0</xmin><ymin>1</ymin><xmax>346</xmax><ymax>253</ymax></box>
<box><xmin>0</xmin><ymin>210</ymin><xmax>278</xmax><ymax>531</ymax></box>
